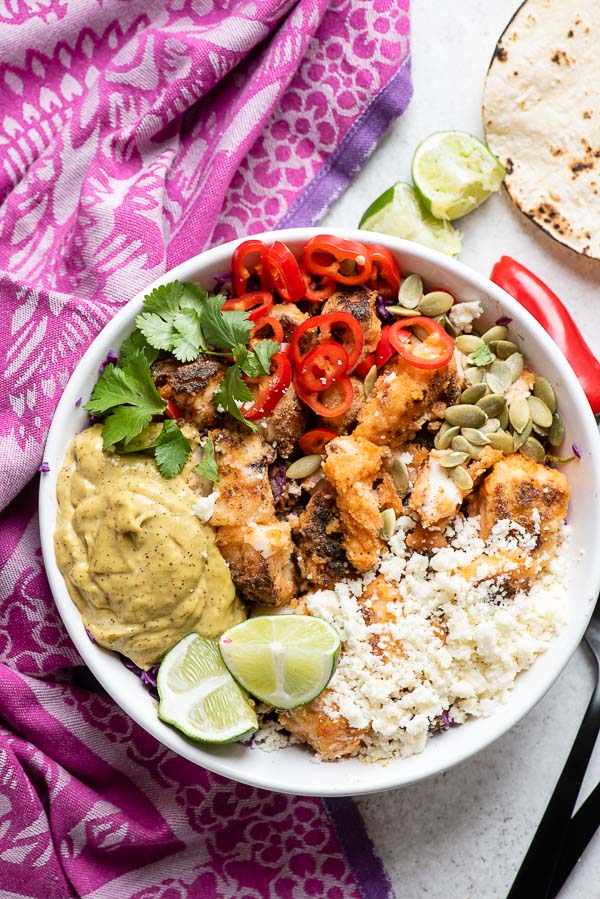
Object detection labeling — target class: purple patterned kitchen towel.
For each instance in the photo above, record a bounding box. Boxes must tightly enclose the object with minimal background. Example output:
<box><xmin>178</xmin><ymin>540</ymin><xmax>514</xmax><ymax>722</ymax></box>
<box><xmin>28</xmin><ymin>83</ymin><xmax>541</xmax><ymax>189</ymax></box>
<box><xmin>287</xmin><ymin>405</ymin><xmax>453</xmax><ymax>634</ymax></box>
<box><xmin>0</xmin><ymin>1</ymin><xmax>411</xmax><ymax>896</ymax></box>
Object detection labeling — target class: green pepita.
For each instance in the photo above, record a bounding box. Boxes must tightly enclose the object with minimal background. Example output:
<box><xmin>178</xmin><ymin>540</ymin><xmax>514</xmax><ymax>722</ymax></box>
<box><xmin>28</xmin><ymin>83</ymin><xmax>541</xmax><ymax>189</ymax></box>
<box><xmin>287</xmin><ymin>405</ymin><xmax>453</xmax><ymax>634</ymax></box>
<box><xmin>464</xmin><ymin>366</ymin><xmax>484</xmax><ymax>386</ymax></box>
<box><xmin>487</xmin><ymin>430</ymin><xmax>515</xmax><ymax>453</ymax></box>
<box><xmin>445</xmin><ymin>404</ymin><xmax>488</xmax><ymax>428</ymax></box>
<box><xmin>513</xmin><ymin>419</ymin><xmax>533</xmax><ymax>450</ymax></box>
<box><xmin>482</xmin><ymin>325</ymin><xmax>509</xmax><ymax>344</ymax></box>
<box><xmin>387</xmin><ymin>305</ymin><xmax>423</xmax><ymax>317</ymax></box>
<box><xmin>455</xmin><ymin>334</ymin><xmax>484</xmax><ymax>354</ymax></box>
<box><xmin>380</xmin><ymin>508</ymin><xmax>396</xmax><ymax>540</ymax></box>
<box><xmin>398</xmin><ymin>274</ymin><xmax>423</xmax><ymax>309</ymax></box>
<box><xmin>461</xmin><ymin>427</ymin><xmax>491</xmax><ymax>446</ymax></box>
<box><xmin>286</xmin><ymin>455</ymin><xmax>322</xmax><ymax>479</ymax></box>
<box><xmin>442</xmin><ymin>316</ymin><xmax>459</xmax><ymax>338</ymax></box>
<box><xmin>520</xmin><ymin>437</ymin><xmax>546</xmax><ymax>463</ymax></box>
<box><xmin>505</xmin><ymin>352</ymin><xmax>524</xmax><ymax>383</ymax></box>
<box><xmin>548</xmin><ymin>412</ymin><xmax>566</xmax><ymax>447</ymax></box>
<box><xmin>450</xmin><ymin>465</ymin><xmax>473</xmax><ymax>491</ymax></box>
<box><xmin>391</xmin><ymin>458</ymin><xmax>410</xmax><ymax>497</ymax></box>
<box><xmin>418</xmin><ymin>290</ymin><xmax>454</xmax><ymax>317</ymax></box>
<box><xmin>451</xmin><ymin>435</ymin><xmax>473</xmax><ymax>455</ymax></box>
<box><xmin>495</xmin><ymin>340</ymin><xmax>519</xmax><ymax>360</ymax></box>
<box><xmin>509</xmin><ymin>397</ymin><xmax>531</xmax><ymax>433</ymax></box>
<box><xmin>498</xmin><ymin>407</ymin><xmax>510</xmax><ymax>430</ymax></box>
<box><xmin>460</xmin><ymin>383</ymin><xmax>488</xmax><ymax>404</ymax></box>
<box><xmin>439</xmin><ymin>450</ymin><xmax>470</xmax><ymax>468</ymax></box>
<box><xmin>363</xmin><ymin>364</ymin><xmax>378</xmax><ymax>398</ymax></box>
<box><xmin>532</xmin><ymin>422</ymin><xmax>550</xmax><ymax>437</ymax></box>
<box><xmin>533</xmin><ymin>377</ymin><xmax>556</xmax><ymax>414</ymax></box>
<box><xmin>477</xmin><ymin>394</ymin><xmax>507</xmax><ymax>418</ymax></box>
<box><xmin>481</xmin><ymin>417</ymin><xmax>500</xmax><ymax>434</ymax></box>
<box><xmin>488</xmin><ymin>360</ymin><xmax>514</xmax><ymax>393</ymax></box>
<box><xmin>435</xmin><ymin>424</ymin><xmax>460</xmax><ymax>450</ymax></box>
<box><xmin>527</xmin><ymin>396</ymin><xmax>553</xmax><ymax>429</ymax></box>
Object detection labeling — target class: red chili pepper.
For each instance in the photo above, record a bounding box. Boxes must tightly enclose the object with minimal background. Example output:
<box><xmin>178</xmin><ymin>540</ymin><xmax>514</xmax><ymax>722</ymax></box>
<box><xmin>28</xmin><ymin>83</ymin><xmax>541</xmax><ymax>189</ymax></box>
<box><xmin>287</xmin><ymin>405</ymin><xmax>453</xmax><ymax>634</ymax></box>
<box><xmin>295</xmin><ymin>374</ymin><xmax>354</xmax><ymax>418</ymax></box>
<box><xmin>491</xmin><ymin>256</ymin><xmax>600</xmax><ymax>414</ymax></box>
<box><xmin>249</xmin><ymin>316</ymin><xmax>284</xmax><ymax>344</ymax></box>
<box><xmin>355</xmin><ymin>352</ymin><xmax>377</xmax><ymax>379</ymax></box>
<box><xmin>300</xmin><ymin>266</ymin><xmax>337</xmax><ymax>302</ymax></box>
<box><xmin>388</xmin><ymin>316</ymin><xmax>455</xmax><ymax>370</ymax></box>
<box><xmin>165</xmin><ymin>398</ymin><xmax>181</xmax><ymax>420</ymax></box>
<box><xmin>299</xmin><ymin>428</ymin><xmax>338</xmax><ymax>454</ymax></box>
<box><xmin>295</xmin><ymin>341</ymin><xmax>349</xmax><ymax>393</ymax></box>
<box><xmin>264</xmin><ymin>241</ymin><xmax>306</xmax><ymax>303</ymax></box>
<box><xmin>222</xmin><ymin>291</ymin><xmax>273</xmax><ymax>323</ymax></box>
<box><xmin>303</xmin><ymin>235</ymin><xmax>372</xmax><ymax>286</ymax></box>
<box><xmin>375</xmin><ymin>325</ymin><xmax>395</xmax><ymax>369</ymax></box>
<box><xmin>367</xmin><ymin>245</ymin><xmax>401</xmax><ymax>299</ymax></box>
<box><xmin>242</xmin><ymin>352</ymin><xmax>292</xmax><ymax>420</ymax></box>
<box><xmin>289</xmin><ymin>311</ymin><xmax>364</xmax><ymax>372</ymax></box>
<box><xmin>231</xmin><ymin>239</ymin><xmax>271</xmax><ymax>296</ymax></box>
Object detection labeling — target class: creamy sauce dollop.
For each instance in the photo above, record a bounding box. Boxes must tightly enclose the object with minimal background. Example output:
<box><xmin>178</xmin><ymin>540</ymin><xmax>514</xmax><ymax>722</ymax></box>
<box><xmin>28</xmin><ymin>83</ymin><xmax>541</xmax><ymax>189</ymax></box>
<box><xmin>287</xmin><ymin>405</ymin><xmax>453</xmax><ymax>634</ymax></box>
<box><xmin>54</xmin><ymin>425</ymin><xmax>245</xmax><ymax>669</ymax></box>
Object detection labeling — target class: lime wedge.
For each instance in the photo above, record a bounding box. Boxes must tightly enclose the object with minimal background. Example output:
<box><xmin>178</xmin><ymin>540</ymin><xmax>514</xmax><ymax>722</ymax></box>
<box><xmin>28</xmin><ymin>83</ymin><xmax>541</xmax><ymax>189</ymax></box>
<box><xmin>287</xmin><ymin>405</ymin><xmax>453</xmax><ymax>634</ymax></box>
<box><xmin>359</xmin><ymin>182</ymin><xmax>462</xmax><ymax>256</ymax></box>
<box><xmin>157</xmin><ymin>634</ymin><xmax>258</xmax><ymax>743</ymax></box>
<box><xmin>219</xmin><ymin>615</ymin><xmax>341</xmax><ymax>710</ymax></box>
<box><xmin>412</xmin><ymin>131</ymin><xmax>505</xmax><ymax>220</ymax></box>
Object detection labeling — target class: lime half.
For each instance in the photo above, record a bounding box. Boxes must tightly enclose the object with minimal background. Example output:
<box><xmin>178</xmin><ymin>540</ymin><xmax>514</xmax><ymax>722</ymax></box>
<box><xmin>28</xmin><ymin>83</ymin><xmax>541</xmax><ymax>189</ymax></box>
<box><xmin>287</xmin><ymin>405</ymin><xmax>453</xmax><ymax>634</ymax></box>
<box><xmin>157</xmin><ymin>634</ymin><xmax>258</xmax><ymax>743</ymax></box>
<box><xmin>359</xmin><ymin>182</ymin><xmax>462</xmax><ymax>256</ymax></box>
<box><xmin>412</xmin><ymin>131</ymin><xmax>505</xmax><ymax>220</ymax></box>
<box><xmin>219</xmin><ymin>615</ymin><xmax>341</xmax><ymax>710</ymax></box>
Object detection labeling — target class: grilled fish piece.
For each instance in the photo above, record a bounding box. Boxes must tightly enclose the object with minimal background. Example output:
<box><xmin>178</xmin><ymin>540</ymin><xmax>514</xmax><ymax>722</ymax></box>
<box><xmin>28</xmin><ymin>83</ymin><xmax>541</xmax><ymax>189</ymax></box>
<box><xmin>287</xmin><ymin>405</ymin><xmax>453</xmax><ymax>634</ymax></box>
<box><xmin>151</xmin><ymin>355</ymin><xmax>225</xmax><ymax>429</ymax></box>
<box><xmin>295</xmin><ymin>489</ymin><xmax>356</xmax><ymax>588</ymax></box>
<box><xmin>279</xmin><ymin>699</ymin><xmax>366</xmax><ymax>761</ymax></box>
<box><xmin>216</xmin><ymin>521</ymin><xmax>296</xmax><ymax>607</ymax></box>
<box><xmin>322</xmin><ymin>286</ymin><xmax>381</xmax><ymax>362</ymax></box>
<box><xmin>270</xmin><ymin>302</ymin><xmax>309</xmax><ymax>341</ymax></box>
<box><xmin>208</xmin><ymin>429</ymin><xmax>276</xmax><ymax>527</ymax></box>
<box><xmin>257</xmin><ymin>382</ymin><xmax>307</xmax><ymax>459</ymax></box>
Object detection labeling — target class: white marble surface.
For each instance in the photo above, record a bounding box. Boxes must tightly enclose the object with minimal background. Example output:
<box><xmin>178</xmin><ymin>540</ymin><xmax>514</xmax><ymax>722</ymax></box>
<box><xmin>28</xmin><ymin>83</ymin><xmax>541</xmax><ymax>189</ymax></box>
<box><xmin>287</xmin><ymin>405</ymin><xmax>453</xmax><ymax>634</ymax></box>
<box><xmin>323</xmin><ymin>2</ymin><xmax>600</xmax><ymax>897</ymax></box>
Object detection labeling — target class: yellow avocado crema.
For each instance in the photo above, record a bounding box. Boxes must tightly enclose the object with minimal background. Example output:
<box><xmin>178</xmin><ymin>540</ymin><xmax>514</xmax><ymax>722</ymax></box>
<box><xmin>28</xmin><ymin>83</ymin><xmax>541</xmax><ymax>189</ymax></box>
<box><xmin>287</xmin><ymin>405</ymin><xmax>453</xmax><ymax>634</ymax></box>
<box><xmin>54</xmin><ymin>425</ymin><xmax>245</xmax><ymax>670</ymax></box>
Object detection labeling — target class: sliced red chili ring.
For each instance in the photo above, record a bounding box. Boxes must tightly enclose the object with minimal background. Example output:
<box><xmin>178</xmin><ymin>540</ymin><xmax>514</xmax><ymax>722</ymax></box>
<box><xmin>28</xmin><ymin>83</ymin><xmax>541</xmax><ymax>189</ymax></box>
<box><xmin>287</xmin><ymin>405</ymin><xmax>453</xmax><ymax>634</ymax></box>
<box><xmin>165</xmin><ymin>398</ymin><xmax>182</xmax><ymax>420</ymax></box>
<box><xmin>242</xmin><ymin>352</ymin><xmax>292</xmax><ymax>420</ymax></box>
<box><xmin>295</xmin><ymin>341</ymin><xmax>349</xmax><ymax>393</ymax></box>
<box><xmin>303</xmin><ymin>234</ymin><xmax>372</xmax><ymax>286</ymax></box>
<box><xmin>388</xmin><ymin>316</ymin><xmax>455</xmax><ymax>370</ymax></box>
<box><xmin>222</xmin><ymin>291</ymin><xmax>273</xmax><ymax>323</ymax></box>
<box><xmin>295</xmin><ymin>374</ymin><xmax>354</xmax><ymax>418</ymax></box>
<box><xmin>289</xmin><ymin>311</ymin><xmax>364</xmax><ymax>372</ymax></box>
<box><xmin>375</xmin><ymin>325</ymin><xmax>395</xmax><ymax>369</ymax></box>
<box><xmin>249</xmin><ymin>315</ymin><xmax>284</xmax><ymax>344</ymax></box>
<box><xmin>264</xmin><ymin>241</ymin><xmax>306</xmax><ymax>303</ymax></box>
<box><xmin>231</xmin><ymin>239</ymin><xmax>271</xmax><ymax>296</ymax></box>
<box><xmin>299</xmin><ymin>428</ymin><xmax>338</xmax><ymax>454</ymax></box>
<box><xmin>300</xmin><ymin>266</ymin><xmax>337</xmax><ymax>302</ymax></box>
<box><xmin>355</xmin><ymin>352</ymin><xmax>377</xmax><ymax>379</ymax></box>
<box><xmin>367</xmin><ymin>245</ymin><xmax>401</xmax><ymax>299</ymax></box>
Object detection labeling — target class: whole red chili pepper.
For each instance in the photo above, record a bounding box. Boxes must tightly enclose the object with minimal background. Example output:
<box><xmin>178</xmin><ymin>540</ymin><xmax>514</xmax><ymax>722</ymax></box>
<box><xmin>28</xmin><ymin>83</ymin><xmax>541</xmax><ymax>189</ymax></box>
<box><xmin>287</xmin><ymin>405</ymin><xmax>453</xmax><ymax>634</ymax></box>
<box><xmin>491</xmin><ymin>256</ymin><xmax>600</xmax><ymax>414</ymax></box>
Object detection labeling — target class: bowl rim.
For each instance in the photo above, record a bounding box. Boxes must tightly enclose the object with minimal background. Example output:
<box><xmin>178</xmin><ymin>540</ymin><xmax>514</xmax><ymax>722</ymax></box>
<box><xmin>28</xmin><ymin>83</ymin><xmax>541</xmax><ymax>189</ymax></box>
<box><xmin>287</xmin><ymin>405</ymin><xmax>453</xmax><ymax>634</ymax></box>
<box><xmin>39</xmin><ymin>227</ymin><xmax>600</xmax><ymax>796</ymax></box>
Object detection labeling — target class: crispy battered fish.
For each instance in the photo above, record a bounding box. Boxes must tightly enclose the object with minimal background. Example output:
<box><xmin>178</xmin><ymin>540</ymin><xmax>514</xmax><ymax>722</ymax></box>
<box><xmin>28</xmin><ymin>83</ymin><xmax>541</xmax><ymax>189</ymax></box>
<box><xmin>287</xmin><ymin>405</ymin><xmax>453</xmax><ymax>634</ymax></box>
<box><xmin>151</xmin><ymin>355</ymin><xmax>225</xmax><ymax>429</ymax></box>
<box><xmin>318</xmin><ymin>376</ymin><xmax>365</xmax><ymax>434</ymax></box>
<box><xmin>279</xmin><ymin>699</ymin><xmax>366</xmax><ymax>761</ymax></box>
<box><xmin>295</xmin><ymin>489</ymin><xmax>356</xmax><ymax>588</ymax></box>
<box><xmin>354</xmin><ymin>355</ymin><xmax>462</xmax><ymax>447</ymax></box>
<box><xmin>322</xmin><ymin>286</ymin><xmax>381</xmax><ymax>361</ymax></box>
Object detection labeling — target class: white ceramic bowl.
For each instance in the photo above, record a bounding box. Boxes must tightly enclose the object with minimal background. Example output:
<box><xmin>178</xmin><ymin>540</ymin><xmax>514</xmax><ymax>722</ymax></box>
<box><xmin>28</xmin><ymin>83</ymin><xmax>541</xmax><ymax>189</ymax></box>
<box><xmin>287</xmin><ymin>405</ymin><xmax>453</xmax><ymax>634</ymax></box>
<box><xmin>39</xmin><ymin>228</ymin><xmax>600</xmax><ymax>796</ymax></box>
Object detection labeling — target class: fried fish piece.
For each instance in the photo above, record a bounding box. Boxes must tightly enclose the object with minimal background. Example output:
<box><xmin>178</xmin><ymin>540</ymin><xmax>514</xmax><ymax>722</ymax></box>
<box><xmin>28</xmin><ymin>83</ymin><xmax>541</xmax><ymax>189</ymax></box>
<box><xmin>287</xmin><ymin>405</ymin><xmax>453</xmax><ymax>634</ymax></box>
<box><xmin>216</xmin><ymin>521</ymin><xmax>296</xmax><ymax>606</ymax></box>
<box><xmin>322</xmin><ymin>285</ymin><xmax>381</xmax><ymax>361</ymax></box>
<box><xmin>279</xmin><ymin>698</ymin><xmax>366</xmax><ymax>761</ymax></box>
<box><xmin>318</xmin><ymin>376</ymin><xmax>365</xmax><ymax>435</ymax></box>
<box><xmin>151</xmin><ymin>355</ymin><xmax>225</xmax><ymax>429</ymax></box>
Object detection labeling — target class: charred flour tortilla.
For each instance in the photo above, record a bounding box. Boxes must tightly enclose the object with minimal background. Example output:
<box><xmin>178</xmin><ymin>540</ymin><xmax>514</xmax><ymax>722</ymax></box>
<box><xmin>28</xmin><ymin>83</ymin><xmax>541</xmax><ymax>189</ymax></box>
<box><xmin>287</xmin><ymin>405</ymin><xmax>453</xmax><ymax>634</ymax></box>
<box><xmin>483</xmin><ymin>0</ymin><xmax>600</xmax><ymax>258</ymax></box>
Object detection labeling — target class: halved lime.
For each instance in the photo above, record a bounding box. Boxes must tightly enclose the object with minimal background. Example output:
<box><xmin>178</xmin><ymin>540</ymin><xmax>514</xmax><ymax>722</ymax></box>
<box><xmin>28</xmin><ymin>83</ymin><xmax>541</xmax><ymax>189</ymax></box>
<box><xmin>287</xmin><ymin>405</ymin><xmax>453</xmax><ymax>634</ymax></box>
<box><xmin>157</xmin><ymin>634</ymin><xmax>258</xmax><ymax>743</ymax></box>
<box><xmin>359</xmin><ymin>182</ymin><xmax>462</xmax><ymax>256</ymax></box>
<box><xmin>412</xmin><ymin>131</ymin><xmax>505</xmax><ymax>220</ymax></box>
<box><xmin>219</xmin><ymin>615</ymin><xmax>341</xmax><ymax>710</ymax></box>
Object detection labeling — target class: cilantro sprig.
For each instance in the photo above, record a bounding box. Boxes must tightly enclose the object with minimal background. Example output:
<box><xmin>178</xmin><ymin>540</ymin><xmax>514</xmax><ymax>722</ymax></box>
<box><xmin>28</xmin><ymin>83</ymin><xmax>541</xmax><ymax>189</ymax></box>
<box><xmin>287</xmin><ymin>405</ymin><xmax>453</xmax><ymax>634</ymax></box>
<box><xmin>194</xmin><ymin>436</ymin><xmax>219</xmax><ymax>482</ymax></box>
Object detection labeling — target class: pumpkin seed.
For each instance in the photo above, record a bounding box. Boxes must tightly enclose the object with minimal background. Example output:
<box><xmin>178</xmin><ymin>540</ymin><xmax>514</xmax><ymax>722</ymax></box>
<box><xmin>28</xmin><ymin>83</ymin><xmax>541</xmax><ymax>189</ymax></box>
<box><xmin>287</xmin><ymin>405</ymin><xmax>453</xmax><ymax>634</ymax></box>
<box><xmin>460</xmin><ymin>383</ymin><xmax>488</xmax><ymax>404</ymax></box>
<box><xmin>513</xmin><ymin>419</ymin><xmax>533</xmax><ymax>450</ymax></box>
<box><xmin>549</xmin><ymin>412</ymin><xmax>566</xmax><ymax>447</ymax></box>
<box><xmin>527</xmin><ymin>396</ymin><xmax>553</xmax><ymax>428</ymax></box>
<box><xmin>466</xmin><ymin>442</ymin><xmax>483</xmax><ymax>459</ymax></box>
<box><xmin>477</xmin><ymin>394</ymin><xmax>507</xmax><ymax>418</ymax></box>
<box><xmin>442</xmin><ymin>316</ymin><xmax>459</xmax><ymax>338</ymax></box>
<box><xmin>445</xmin><ymin>404</ymin><xmax>487</xmax><ymax>428</ymax></box>
<box><xmin>439</xmin><ymin>450</ymin><xmax>470</xmax><ymax>468</ymax></box>
<box><xmin>532</xmin><ymin>422</ymin><xmax>550</xmax><ymax>437</ymax></box>
<box><xmin>488</xmin><ymin>360</ymin><xmax>514</xmax><ymax>393</ymax></box>
<box><xmin>413</xmin><ymin>324</ymin><xmax>429</xmax><ymax>342</ymax></box>
<box><xmin>387</xmin><ymin>305</ymin><xmax>422</xmax><ymax>317</ymax></box>
<box><xmin>455</xmin><ymin>334</ymin><xmax>484</xmax><ymax>354</ymax></box>
<box><xmin>495</xmin><ymin>340</ymin><xmax>519</xmax><ymax>359</ymax></box>
<box><xmin>418</xmin><ymin>290</ymin><xmax>454</xmax><ymax>317</ymax></box>
<box><xmin>498</xmin><ymin>407</ymin><xmax>510</xmax><ymax>430</ymax></box>
<box><xmin>509</xmin><ymin>397</ymin><xmax>531</xmax><ymax>433</ymax></box>
<box><xmin>449</xmin><ymin>465</ymin><xmax>473</xmax><ymax>491</ymax></box>
<box><xmin>461</xmin><ymin>427</ymin><xmax>491</xmax><ymax>446</ymax></box>
<box><xmin>520</xmin><ymin>437</ymin><xmax>546</xmax><ymax>463</ymax></box>
<box><xmin>482</xmin><ymin>325</ymin><xmax>509</xmax><ymax>344</ymax></box>
<box><xmin>451</xmin><ymin>435</ymin><xmax>473</xmax><ymax>455</ymax></box>
<box><xmin>398</xmin><ymin>274</ymin><xmax>423</xmax><ymax>309</ymax></box>
<box><xmin>286</xmin><ymin>454</ymin><xmax>322</xmax><ymax>479</ymax></box>
<box><xmin>380</xmin><ymin>508</ymin><xmax>396</xmax><ymax>540</ymax></box>
<box><xmin>488</xmin><ymin>430</ymin><xmax>515</xmax><ymax>453</ymax></box>
<box><xmin>363</xmin><ymin>364</ymin><xmax>378</xmax><ymax>398</ymax></box>
<box><xmin>464</xmin><ymin>366</ymin><xmax>484</xmax><ymax>386</ymax></box>
<box><xmin>391</xmin><ymin>458</ymin><xmax>410</xmax><ymax>497</ymax></box>
<box><xmin>533</xmin><ymin>376</ymin><xmax>556</xmax><ymax>414</ymax></box>
<box><xmin>505</xmin><ymin>352</ymin><xmax>524</xmax><ymax>383</ymax></box>
<box><xmin>481</xmin><ymin>417</ymin><xmax>500</xmax><ymax>434</ymax></box>
<box><xmin>435</xmin><ymin>424</ymin><xmax>460</xmax><ymax>450</ymax></box>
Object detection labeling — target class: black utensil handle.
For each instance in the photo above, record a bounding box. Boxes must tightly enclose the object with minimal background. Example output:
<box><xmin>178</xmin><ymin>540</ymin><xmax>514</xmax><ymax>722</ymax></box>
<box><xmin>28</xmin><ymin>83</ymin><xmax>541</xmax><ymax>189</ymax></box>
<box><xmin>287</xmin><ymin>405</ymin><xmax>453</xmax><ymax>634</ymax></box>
<box><xmin>547</xmin><ymin>778</ymin><xmax>600</xmax><ymax>898</ymax></box>
<box><xmin>506</xmin><ymin>674</ymin><xmax>600</xmax><ymax>899</ymax></box>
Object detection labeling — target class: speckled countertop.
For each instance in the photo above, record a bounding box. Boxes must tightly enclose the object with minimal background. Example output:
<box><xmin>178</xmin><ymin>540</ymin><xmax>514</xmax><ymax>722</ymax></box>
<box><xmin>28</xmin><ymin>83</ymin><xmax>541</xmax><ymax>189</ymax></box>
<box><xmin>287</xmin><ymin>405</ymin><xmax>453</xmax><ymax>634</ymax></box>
<box><xmin>323</xmin><ymin>2</ymin><xmax>600</xmax><ymax>896</ymax></box>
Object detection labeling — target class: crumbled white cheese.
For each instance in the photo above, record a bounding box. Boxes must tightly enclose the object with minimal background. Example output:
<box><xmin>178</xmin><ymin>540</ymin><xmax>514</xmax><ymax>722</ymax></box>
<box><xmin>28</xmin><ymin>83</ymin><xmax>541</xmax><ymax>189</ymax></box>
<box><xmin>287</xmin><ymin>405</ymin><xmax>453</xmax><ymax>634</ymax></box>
<box><xmin>192</xmin><ymin>489</ymin><xmax>220</xmax><ymax>522</ymax></box>
<box><xmin>448</xmin><ymin>300</ymin><xmax>483</xmax><ymax>332</ymax></box>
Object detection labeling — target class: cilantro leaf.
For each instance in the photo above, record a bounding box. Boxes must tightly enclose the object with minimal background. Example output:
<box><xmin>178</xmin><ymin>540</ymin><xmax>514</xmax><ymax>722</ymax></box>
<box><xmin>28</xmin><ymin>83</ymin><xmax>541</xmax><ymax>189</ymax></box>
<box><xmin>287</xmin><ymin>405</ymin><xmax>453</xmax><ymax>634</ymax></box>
<box><xmin>470</xmin><ymin>343</ymin><xmax>494</xmax><ymax>367</ymax></box>
<box><xmin>215</xmin><ymin>364</ymin><xmax>257</xmax><ymax>431</ymax></box>
<box><xmin>142</xmin><ymin>281</ymin><xmax>185</xmax><ymax>315</ymax></box>
<box><xmin>154</xmin><ymin>420</ymin><xmax>192</xmax><ymax>478</ymax></box>
<box><xmin>246</xmin><ymin>340</ymin><xmax>279</xmax><ymax>377</ymax></box>
<box><xmin>119</xmin><ymin>330</ymin><xmax>158</xmax><ymax>367</ymax></box>
<box><xmin>102</xmin><ymin>405</ymin><xmax>157</xmax><ymax>447</ymax></box>
<box><xmin>172</xmin><ymin>308</ymin><xmax>206</xmax><ymax>361</ymax></box>
<box><xmin>200</xmin><ymin>295</ymin><xmax>252</xmax><ymax>349</ymax></box>
<box><xmin>136</xmin><ymin>312</ymin><xmax>177</xmax><ymax>352</ymax></box>
<box><xmin>194</xmin><ymin>436</ymin><xmax>219</xmax><ymax>482</ymax></box>
<box><xmin>85</xmin><ymin>364</ymin><xmax>138</xmax><ymax>414</ymax></box>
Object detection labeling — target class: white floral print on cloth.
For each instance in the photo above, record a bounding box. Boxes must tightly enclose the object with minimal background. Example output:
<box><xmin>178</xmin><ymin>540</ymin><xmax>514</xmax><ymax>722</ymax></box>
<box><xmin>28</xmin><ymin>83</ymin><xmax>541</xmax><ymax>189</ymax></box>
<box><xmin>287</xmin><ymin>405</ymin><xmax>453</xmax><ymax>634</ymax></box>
<box><xmin>0</xmin><ymin>1</ymin><xmax>411</xmax><ymax>896</ymax></box>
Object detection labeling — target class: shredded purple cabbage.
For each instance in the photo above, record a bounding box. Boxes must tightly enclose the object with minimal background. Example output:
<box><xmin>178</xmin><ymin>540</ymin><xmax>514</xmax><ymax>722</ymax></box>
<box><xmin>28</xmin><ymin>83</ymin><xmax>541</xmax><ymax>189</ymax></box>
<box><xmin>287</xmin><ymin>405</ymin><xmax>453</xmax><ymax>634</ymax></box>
<box><xmin>572</xmin><ymin>443</ymin><xmax>582</xmax><ymax>459</ymax></box>
<box><xmin>375</xmin><ymin>294</ymin><xmax>395</xmax><ymax>322</ymax></box>
<box><xmin>99</xmin><ymin>349</ymin><xmax>118</xmax><ymax>373</ymax></box>
<box><xmin>38</xmin><ymin>461</ymin><xmax>50</xmax><ymax>473</ymax></box>
<box><xmin>213</xmin><ymin>272</ymin><xmax>231</xmax><ymax>289</ymax></box>
<box><xmin>429</xmin><ymin>709</ymin><xmax>454</xmax><ymax>734</ymax></box>
<box><xmin>496</xmin><ymin>315</ymin><xmax>513</xmax><ymax>325</ymax></box>
<box><xmin>121</xmin><ymin>656</ymin><xmax>160</xmax><ymax>700</ymax></box>
<box><xmin>270</xmin><ymin>465</ymin><xmax>288</xmax><ymax>502</ymax></box>
<box><xmin>85</xmin><ymin>627</ymin><xmax>96</xmax><ymax>643</ymax></box>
